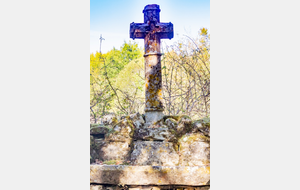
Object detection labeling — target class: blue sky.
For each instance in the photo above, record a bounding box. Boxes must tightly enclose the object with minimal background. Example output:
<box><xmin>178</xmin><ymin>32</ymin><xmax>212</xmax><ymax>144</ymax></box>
<box><xmin>90</xmin><ymin>0</ymin><xmax>210</xmax><ymax>54</ymax></box>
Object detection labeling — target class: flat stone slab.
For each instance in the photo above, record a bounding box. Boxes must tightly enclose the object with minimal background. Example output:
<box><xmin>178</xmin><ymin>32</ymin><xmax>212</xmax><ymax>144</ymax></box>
<box><xmin>90</xmin><ymin>165</ymin><xmax>210</xmax><ymax>186</ymax></box>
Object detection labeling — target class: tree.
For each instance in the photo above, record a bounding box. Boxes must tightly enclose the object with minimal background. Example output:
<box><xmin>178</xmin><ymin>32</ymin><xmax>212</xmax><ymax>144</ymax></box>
<box><xmin>161</xmin><ymin>28</ymin><xmax>210</xmax><ymax>119</ymax></box>
<box><xmin>90</xmin><ymin>41</ymin><xmax>143</xmax><ymax>123</ymax></box>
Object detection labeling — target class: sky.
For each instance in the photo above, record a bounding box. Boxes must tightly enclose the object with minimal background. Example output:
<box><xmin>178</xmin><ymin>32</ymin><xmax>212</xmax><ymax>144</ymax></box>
<box><xmin>90</xmin><ymin>0</ymin><xmax>210</xmax><ymax>54</ymax></box>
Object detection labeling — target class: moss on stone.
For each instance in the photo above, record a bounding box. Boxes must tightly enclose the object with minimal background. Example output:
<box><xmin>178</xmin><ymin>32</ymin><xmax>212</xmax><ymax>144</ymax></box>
<box><xmin>90</xmin><ymin>123</ymin><xmax>101</xmax><ymax>129</ymax></box>
<box><xmin>178</xmin><ymin>115</ymin><xmax>192</xmax><ymax>122</ymax></box>
<box><xmin>103</xmin><ymin>159</ymin><xmax>132</xmax><ymax>166</ymax></box>
<box><xmin>103</xmin><ymin>160</ymin><xmax>118</xmax><ymax>165</ymax></box>
<box><xmin>163</xmin><ymin>115</ymin><xmax>180</xmax><ymax>121</ymax></box>
<box><xmin>152</xmin><ymin>118</ymin><xmax>164</xmax><ymax>126</ymax></box>
<box><xmin>90</xmin><ymin>135</ymin><xmax>95</xmax><ymax>146</ymax></box>
<box><xmin>111</xmin><ymin>117</ymin><xmax>119</xmax><ymax>126</ymax></box>
<box><xmin>200</xmin><ymin>134</ymin><xmax>210</xmax><ymax>142</ymax></box>
<box><xmin>192</xmin><ymin>118</ymin><xmax>210</xmax><ymax>128</ymax></box>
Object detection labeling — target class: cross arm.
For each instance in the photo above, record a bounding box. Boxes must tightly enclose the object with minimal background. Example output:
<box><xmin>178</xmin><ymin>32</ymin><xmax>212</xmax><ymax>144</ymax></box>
<box><xmin>130</xmin><ymin>22</ymin><xmax>174</xmax><ymax>40</ymax></box>
<box><xmin>155</xmin><ymin>22</ymin><xmax>173</xmax><ymax>39</ymax></box>
<box><xmin>130</xmin><ymin>22</ymin><xmax>148</xmax><ymax>39</ymax></box>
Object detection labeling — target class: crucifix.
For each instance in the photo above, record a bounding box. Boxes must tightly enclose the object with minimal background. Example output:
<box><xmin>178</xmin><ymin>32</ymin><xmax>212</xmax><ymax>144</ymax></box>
<box><xmin>99</xmin><ymin>34</ymin><xmax>105</xmax><ymax>54</ymax></box>
<box><xmin>130</xmin><ymin>4</ymin><xmax>173</xmax><ymax>126</ymax></box>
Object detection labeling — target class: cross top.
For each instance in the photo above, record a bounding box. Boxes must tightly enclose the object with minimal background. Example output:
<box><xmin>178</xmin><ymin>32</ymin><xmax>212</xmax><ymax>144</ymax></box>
<box><xmin>143</xmin><ymin>4</ymin><xmax>160</xmax><ymax>24</ymax></box>
<box><xmin>130</xmin><ymin>4</ymin><xmax>173</xmax><ymax>126</ymax></box>
<box><xmin>130</xmin><ymin>5</ymin><xmax>173</xmax><ymax>42</ymax></box>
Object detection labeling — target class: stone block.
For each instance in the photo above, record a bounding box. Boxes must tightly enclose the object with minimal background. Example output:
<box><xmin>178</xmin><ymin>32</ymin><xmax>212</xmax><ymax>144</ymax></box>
<box><xmin>133</xmin><ymin>128</ymin><xmax>175</xmax><ymax>141</ymax></box>
<box><xmin>90</xmin><ymin>135</ymin><xmax>95</xmax><ymax>146</ymax></box>
<box><xmin>179</xmin><ymin>141</ymin><xmax>210</xmax><ymax>166</ymax></box>
<box><xmin>102</xmin><ymin>114</ymin><xmax>118</xmax><ymax>125</ymax></box>
<box><xmin>91</xmin><ymin>138</ymin><xmax>131</xmax><ymax>162</ymax></box>
<box><xmin>179</xmin><ymin>133</ymin><xmax>209</xmax><ymax>143</ymax></box>
<box><xmin>105</xmin><ymin>119</ymin><xmax>134</xmax><ymax>143</ymax></box>
<box><xmin>193</xmin><ymin>120</ymin><xmax>210</xmax><ymax>137</ymax></box>
<box><xmin>165</xmin><ymin>118</ymin><xmax>178</xmax><ymax>129</ymax></box>
<box><xmin>131</xmin><ymin>141</ymin><xmax>179</xmax><ymax>166</ymax></box>
<box><xmin>90</xmin><ymin>165</ymin><xmax>210</xmax><ymax>186</ymax></box>
<box><xmin>144</xmin><ymin>111</ymin><xmax>164</xmax><ymax>127</ymax></box>
<box><xmin>100</xmin><ymin>141</ymin><xmax>131</xmax><ymax>161</ymax></box>
<box><xmin>90</xmin><ymin>125</ymin><xmax>109</xmax><ymax>135</ymax></box>
<box><xmin>176</xmin><ymin>116</ymin><xmax>193</xmax><ymax>135</ymax></box>
<box><xmin>130</xmin><ymin>112</ymin><xmax>145</xmax><ymax>129</ymax></box>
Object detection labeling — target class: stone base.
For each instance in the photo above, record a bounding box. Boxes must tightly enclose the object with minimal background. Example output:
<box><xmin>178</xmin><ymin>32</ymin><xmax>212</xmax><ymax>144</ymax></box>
<box><xmin>145</xmin><ymin>111</ymin><xmax>164</xmax><ymax>127</ymax></box>
<box><xmin>90</xmin><ymin>165</ymin><xmax>210</xmax><ymax>186</ymax></box>
<box><xmin>131</xmin><ymin>141</ymin><xmax>179</xmax><ymax>166</ymax></box>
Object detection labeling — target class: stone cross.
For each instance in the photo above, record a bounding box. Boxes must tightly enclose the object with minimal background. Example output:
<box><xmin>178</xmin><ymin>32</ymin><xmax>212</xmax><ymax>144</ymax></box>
<box><xmin>130</xmin><ymin>4</ymin><xmax>173</xmax><ymax>126</ymax></box>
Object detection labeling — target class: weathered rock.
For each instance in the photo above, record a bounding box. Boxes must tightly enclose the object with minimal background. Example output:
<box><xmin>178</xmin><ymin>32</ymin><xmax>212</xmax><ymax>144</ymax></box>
<box><xmin>90</xmin><ymin>135</ymin><xmax>97</xmax><ymax>163</ymax></box>
<box><xmin>133</xmin><ymin>128</ymin><xmax>174</xmax><ymax>141</ymax></box>
<box><xmin>90</xmin><ymin>165</ymin><xmax>210</xmax><ymax>186</ymax></box>
<box><xmin>130</xmin><ymin>112</ymin><xmax>145</xmax><ymax>129</ymax></box>
<box><xmin>91</xmin><ymin>116</ymin><xmax>137</xmax><ymax>162</ymax></box>
<box><xmin>179</xmin><ymin>133</ymin><xmax>209</xmax><ymax>143</ymax></box>
<box><xmin>90</xmin><ymin>136</ymin><xmax>106</xmax><ymax>163</ymax></box>
<box><xmin>90</xmin><ymin>185</ymin><xmax>104</xmax><ymax>190</ymax></box>
<box><xmin>94</xmin><ymin>138</ymin><xmax>106</xmax><ymax>148</ymax></box>
<box><xmin>165</xmin><ymin>118</ymin><xmax>178</xmax><ymax>129</ymax></box>
<box><xmin>131</xmin><ymin>141</ymin><xmax>179</xmax><ymax>166</ymax></box>
<box><xmin>193</xmin><ymin>120</ymin><xmax>210</xmax><ymax>136</ymax></box>
<box><xmin>106</xmin><ymin>118</ymin><xmax>134</xmax><ymax>142</ymax></box>
<box><xmin>90</xmin><ymin>135</ymin><xmax>95</xmax><ymax>147</ymax></box>
<box><xmin>99</xmin><ymin>141</ymin><xmax>131</xmax><ymax>161</ymax></box>
<box><xmin>179</xmin><ymin>141</ymin><xmax>210</xmax><ymax>166</ymax></box>
<box><xmin>144</xmin><ymin>111</ymin><xmax>164</xmax><ymax>127</ymax></box>
<box><xmin>91</xmin><ymin>137</ymin><xmax>131</xmax><ymax>162</ymax></box>
<box><xmin>90</xmin><ymin>125</ymin><xmax>109</xmax><ymax>135</ymax></box>
<box><xmin>102</xmin><ymin>114</ymin><xmax>118</xmax><ymax>126</ymax></box>
<box><xmin>177</xmin><ymin>116</ymin><xmax>193</xmax><ymax>135</ymax></box>
<box><xmin>91</xmin><ymin>115</ymin><xmax>210</xmax><ymax>165</ymax></box>
<box><xmin>177</xmin><ymin>133</ymin><xmax>210</xmax><ymax>166</ymax></box>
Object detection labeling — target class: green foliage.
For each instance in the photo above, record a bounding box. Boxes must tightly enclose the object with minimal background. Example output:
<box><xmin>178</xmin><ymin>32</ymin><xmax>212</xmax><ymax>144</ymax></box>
<box><xmin>103</xmin><ymin>160</ymin><xmax>117</xmax><ymax>165</ymax></box>
<box><xmin>104</xmin><ymin>41</ymin><xmax>143</xmax><ymax>79</ymax></box>
<box><xmin>90</xmin><ymin>41</ymin><xmax>143</xmax><ymax>122</ymax></box>
<box><xmin>103</xmin><ymin>160</ymin><xmax>131</xmax><ymax>165</ymax></box>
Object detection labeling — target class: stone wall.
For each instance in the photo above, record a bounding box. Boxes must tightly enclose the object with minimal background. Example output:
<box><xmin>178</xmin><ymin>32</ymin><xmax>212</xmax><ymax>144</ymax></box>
<box><xmin>90</xmin><ymin>113</ymin><xmax>210</xmax><ymax>167</ymax></box>
<box><xmin>90</xmin><ymin>113</ymin><xmax>210</xmax><ymax>189</ymax></box>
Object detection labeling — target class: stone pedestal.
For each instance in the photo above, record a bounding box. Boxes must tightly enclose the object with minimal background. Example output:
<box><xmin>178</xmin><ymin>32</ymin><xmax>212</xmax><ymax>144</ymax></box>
<box><xmin>145</xmin><ymin>111</ymin><xmax>164</xmax><ymax>127</ymax></box>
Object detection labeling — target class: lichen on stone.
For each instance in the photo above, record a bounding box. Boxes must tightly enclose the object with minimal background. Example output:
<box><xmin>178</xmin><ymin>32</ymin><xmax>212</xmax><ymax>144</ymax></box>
<box><xmin>91</xmin><ymin>113</ymin><xmax>210</xmax><ymax>167</ymax></box>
